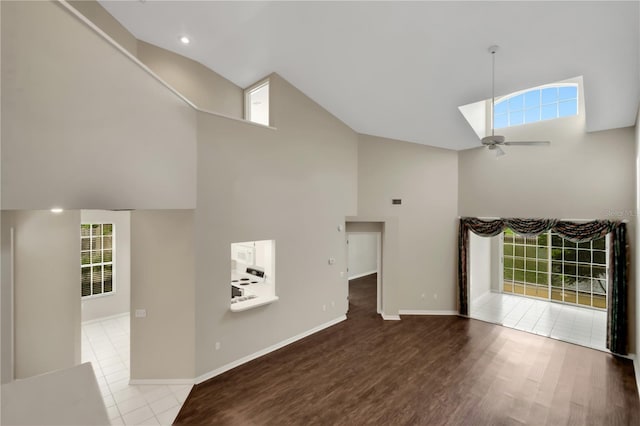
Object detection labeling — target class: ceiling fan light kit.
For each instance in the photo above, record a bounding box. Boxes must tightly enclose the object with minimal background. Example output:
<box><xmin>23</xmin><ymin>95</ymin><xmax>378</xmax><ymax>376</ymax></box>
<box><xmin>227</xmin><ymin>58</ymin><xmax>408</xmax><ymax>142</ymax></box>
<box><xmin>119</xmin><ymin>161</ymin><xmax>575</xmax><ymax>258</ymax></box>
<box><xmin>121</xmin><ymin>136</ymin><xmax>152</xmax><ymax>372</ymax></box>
<box><xmin>481</xmin><ymin>45</ymin><xmax>550</xmax><ymax>157</ymax></box>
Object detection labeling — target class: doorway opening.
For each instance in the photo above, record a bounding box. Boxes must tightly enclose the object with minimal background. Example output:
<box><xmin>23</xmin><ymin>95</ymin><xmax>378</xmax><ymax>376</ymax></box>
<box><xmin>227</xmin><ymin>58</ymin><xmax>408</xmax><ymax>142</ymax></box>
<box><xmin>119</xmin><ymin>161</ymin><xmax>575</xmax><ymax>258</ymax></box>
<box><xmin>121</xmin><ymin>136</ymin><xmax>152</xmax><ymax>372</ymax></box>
<box><xmin>346</xmin><ymin>230</ymin><xmax>382</xmax><ymax>316</ymax></box>
<box><xmin>79</xmin><ymin>210</ymin><xmax>132</xmax><ymax>405</ymax></box>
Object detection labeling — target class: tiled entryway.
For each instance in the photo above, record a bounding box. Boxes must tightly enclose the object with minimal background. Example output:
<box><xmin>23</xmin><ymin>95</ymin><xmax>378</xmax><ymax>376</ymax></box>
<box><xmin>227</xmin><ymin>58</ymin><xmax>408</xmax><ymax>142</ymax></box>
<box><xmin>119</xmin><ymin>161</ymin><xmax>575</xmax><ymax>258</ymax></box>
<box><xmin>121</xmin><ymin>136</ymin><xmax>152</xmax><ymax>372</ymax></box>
<box><xmin>81</xmin><ymin>314</ymin><xmax>191</xmax><ymax>426</ymax></box>
<box><xmin>471</xmin><ymin>292</ymin><xmax>607</xmax><ymax>352</ymax></box>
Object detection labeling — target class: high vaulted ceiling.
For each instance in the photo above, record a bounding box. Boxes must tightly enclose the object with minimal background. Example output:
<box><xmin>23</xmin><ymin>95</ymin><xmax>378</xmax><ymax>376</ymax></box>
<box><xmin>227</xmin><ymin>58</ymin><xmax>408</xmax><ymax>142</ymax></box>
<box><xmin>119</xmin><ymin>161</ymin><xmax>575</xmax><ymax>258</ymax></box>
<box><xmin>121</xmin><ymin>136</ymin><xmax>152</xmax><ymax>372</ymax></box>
<box><xmin>99</xmin><ymin>1</ymin><xmax>639</xmax><ymax>150</ymax></box>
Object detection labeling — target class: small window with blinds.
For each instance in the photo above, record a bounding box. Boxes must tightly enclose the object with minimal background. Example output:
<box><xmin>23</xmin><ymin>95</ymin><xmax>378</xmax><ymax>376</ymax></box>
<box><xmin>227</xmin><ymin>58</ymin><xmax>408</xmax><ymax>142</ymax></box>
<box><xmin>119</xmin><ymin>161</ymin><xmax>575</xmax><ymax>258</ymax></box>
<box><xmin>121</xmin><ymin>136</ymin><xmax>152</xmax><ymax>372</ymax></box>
<box><xmin>81</xmin><ymin>223</ymin><xmax>114</xmax><ymax>298</ymax></box>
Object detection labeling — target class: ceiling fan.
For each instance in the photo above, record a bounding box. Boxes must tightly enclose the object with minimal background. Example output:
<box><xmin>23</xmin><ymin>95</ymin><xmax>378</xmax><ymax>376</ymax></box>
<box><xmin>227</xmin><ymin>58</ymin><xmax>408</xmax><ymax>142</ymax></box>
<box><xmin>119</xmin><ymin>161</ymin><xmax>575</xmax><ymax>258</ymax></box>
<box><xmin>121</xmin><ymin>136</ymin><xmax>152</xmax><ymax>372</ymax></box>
<box><xmin>482</xmin><ymin>45</ymin><xmax>550</xmax><ymax>157</ymax></box>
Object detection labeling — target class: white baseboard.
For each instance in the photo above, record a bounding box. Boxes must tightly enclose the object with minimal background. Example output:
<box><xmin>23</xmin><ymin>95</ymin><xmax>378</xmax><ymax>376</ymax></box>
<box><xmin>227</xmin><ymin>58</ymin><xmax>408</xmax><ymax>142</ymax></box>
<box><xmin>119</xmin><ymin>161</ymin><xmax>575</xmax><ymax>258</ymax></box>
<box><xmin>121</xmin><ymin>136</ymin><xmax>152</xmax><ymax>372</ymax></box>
<box><xmin>398</xmin><ymin>310</ymin><xmax>458</xmax><ymax>316</ymax></box>
<box><xmin>81</xmin><ymin>312</ymin><xmax>129</xmax><ymax>325</ymax></box>
<box><xmin>348</xmin><ymin>270</ymin><xmax>377</xmax><ymax>280</ymax></box>
<box><xmin>381</xmin><ymin>314</ymin><xmax>401</xmax><ymax>320</ymax></box>
<box><xmin>195</xmin><ymin>315</ymin><xmax>347</xmax><ymax>385</ymax></box>
<box><xmin>129</xmin><ymin>378</ymin><xmax>194</xmax><ymax>386</ymax></box>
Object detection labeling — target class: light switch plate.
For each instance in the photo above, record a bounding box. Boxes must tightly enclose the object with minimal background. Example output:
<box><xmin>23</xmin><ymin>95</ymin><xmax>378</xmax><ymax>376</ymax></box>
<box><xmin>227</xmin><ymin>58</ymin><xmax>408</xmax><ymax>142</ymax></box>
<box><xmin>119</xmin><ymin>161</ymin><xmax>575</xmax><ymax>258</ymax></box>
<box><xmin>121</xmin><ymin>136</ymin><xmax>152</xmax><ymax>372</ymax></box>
<box><xmin>135</xmin><ymin>309</ymin><xmax>146</xmax><ymax>318</ymax></box>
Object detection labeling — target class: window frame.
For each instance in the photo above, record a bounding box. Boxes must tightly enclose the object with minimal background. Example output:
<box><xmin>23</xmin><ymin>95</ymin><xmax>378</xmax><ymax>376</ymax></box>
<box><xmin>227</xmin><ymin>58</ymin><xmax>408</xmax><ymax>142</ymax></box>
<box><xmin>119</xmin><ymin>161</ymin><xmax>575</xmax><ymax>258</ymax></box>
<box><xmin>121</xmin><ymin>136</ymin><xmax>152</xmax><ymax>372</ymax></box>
<box><xmin>244</xmin><ymin>78</ymin><xmax>270</xmax><ymax>126</ymax></box>
<box><xmin>81</xmin><ymin>223</ymin><xmax>116</xmax><ymax>299</ymax></box>
<box><xmin>493</xmin><ymin>83</ymin><xmax>579</xmax><ymax>129</ymax></box>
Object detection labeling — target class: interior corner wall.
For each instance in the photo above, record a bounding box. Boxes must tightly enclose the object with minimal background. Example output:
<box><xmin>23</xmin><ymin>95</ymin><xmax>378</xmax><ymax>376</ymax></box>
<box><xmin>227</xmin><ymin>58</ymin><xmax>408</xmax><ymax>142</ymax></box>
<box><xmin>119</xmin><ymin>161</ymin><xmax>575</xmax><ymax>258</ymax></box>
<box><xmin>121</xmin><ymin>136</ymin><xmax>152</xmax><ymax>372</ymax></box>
<box><xmin>194</xmin><ymin>73</ymin><xmax>358</xmax><ymax>377</ymax></box>
<box><xmin>4</xmin><ymin>210</ymin><xmax>81</xmax><ymax>379</ymax></box>
<box><xmin>347</xmin><ymin>233</ymin><xmax>378</xmax><ymax>279</ymax></box>
<box><xmin>459</xmin><ymin>115</ymin><xmax>636</xmax><ymax>352</ymax></box>
<box><xmin>67</xmin><ymin>0</ymin><xmax>137</xmax><ymax>56</ymax></box>
<box><xmin>130</xmin><ymin>210</ymin><xmax>195</xmax><ymax>380</ymax></box>
<box><xmin>1</xmin><ymin>0</ymin><xmax>197</xmax><ymax>210</ymax></box>
<box><xmin>136</xmin><ymin>41</ymin><xmax>244</xmax><ymax>119</ymax></box>
<box><xmin>356</xmin><ymin>134</ymin><xmax>459</xmax><ymax>314</ymax></box>
<box><xmin>1</xmin><ymin>212</ymin><xmax>13</xmax><ymax>384</ymax></box>
<box><xmin>469</xmin><ymin>232</ymin><xmax>491</xmax><ymax>307</ymax></box>
<box><xmin>80</xmin><ymin>210</ymin><xmax>131</xmax><ymax>322</ymax></box>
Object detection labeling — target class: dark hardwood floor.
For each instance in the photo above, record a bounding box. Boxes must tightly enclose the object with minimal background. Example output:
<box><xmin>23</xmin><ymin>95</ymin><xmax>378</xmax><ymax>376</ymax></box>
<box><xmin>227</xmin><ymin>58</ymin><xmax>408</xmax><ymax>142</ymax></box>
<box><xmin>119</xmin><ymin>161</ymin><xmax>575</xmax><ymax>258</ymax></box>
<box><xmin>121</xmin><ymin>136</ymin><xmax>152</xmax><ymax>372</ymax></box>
<box><xmin>175</xmin><ymin>274</ymin><xmax>640</xmax><ymax>425</ymax></box>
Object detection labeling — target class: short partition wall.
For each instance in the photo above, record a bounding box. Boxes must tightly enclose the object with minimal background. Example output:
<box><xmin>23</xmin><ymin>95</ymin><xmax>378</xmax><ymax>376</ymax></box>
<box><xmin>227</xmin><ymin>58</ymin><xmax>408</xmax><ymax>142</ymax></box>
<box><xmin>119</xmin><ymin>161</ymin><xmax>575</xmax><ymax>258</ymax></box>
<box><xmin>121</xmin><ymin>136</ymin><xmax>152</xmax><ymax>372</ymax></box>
<box><xmin>458</xmin><ymin>217</ymin><xmax>628</xmax><ymax>355</ymax></box>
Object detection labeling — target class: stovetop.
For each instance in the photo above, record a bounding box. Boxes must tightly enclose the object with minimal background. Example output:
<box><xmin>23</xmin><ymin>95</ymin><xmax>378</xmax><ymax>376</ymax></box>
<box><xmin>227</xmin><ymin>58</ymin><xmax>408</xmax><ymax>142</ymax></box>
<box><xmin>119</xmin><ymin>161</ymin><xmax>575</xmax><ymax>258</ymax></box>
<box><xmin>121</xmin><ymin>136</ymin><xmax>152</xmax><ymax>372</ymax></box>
<box><xmin>231</xmin><ymin>267</ymin><xmax>265</xmax><ymax>286</ymax></box>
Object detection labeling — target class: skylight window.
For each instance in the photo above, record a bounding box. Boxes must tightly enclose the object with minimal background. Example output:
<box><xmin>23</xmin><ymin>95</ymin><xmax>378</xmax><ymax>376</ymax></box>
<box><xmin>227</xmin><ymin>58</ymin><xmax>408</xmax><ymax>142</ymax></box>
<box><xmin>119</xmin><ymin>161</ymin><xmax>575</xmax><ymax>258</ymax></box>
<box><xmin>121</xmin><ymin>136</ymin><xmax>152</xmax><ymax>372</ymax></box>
<box><xmin>494</xmin><ymin>84</ymin><xmax>578</xmax><ymax>129</ymax></box>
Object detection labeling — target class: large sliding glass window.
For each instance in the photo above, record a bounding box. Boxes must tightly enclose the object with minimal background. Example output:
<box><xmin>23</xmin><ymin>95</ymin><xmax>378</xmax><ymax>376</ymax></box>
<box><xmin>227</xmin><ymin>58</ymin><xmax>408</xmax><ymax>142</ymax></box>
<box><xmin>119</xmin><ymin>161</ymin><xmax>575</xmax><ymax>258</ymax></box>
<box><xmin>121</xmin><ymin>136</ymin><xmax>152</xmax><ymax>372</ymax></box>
<box><xmin>503</xmin><ymin>228</ymin><xmax>607</xmax><ymax>309</ymax></box>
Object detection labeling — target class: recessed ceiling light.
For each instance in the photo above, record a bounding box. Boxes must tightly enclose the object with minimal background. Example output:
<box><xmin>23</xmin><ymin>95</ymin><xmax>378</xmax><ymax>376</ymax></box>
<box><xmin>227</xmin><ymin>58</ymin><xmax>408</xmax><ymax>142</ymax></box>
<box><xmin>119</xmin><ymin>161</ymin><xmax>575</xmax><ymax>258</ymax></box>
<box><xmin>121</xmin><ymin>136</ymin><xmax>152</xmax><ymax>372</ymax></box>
<box><xmin>180</xmin><ymin>36</ymin><xmax>190</xmax><ymax>45</ymax></box>
<box><xmin>51</xmin><ymin>208</ymin><xmax>63</xmax><ymax>214</ymax></box>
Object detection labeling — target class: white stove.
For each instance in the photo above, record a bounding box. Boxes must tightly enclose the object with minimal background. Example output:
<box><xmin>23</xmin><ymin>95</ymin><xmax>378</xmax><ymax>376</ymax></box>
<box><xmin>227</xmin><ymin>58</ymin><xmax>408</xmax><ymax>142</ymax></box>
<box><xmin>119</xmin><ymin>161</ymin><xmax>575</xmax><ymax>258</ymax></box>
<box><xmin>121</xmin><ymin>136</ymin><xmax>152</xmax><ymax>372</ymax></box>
<box><xmin>231</xmin><ymin>267</ymin><xmax>265</xmax><ymax>302</ymax></box>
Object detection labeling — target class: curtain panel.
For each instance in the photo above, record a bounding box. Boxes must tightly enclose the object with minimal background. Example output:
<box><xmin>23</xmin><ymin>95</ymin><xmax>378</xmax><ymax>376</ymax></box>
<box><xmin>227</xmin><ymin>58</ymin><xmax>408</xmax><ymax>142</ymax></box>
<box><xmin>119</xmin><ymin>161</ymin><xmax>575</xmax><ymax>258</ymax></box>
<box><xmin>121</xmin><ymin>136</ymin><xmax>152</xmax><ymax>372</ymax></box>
<box><xmin>457</xmin><ymin>217</ymin><xmax>628</xmax><ymax>355</ymax></box>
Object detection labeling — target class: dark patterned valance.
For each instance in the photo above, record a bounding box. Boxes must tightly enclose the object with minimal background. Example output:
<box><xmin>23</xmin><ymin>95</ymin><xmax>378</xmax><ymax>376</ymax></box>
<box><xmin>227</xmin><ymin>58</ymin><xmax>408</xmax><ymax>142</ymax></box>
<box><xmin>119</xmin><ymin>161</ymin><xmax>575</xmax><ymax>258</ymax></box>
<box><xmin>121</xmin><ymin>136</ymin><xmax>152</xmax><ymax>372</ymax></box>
<box><xmin>457</xmin><ymin>217</ymin><xmax>628</xmax><ymax>355</ymax></box>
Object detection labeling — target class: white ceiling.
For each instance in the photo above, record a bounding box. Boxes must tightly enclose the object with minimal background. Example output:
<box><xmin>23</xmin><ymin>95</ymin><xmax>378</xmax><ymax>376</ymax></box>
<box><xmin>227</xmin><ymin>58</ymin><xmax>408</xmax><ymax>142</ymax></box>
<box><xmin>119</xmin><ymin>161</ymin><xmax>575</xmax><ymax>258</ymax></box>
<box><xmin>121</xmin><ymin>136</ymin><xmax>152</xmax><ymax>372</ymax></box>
<box><xmin>99</xmin><ymin>1</ymin><xmax>639</xmax><ymax>151</ymax></box>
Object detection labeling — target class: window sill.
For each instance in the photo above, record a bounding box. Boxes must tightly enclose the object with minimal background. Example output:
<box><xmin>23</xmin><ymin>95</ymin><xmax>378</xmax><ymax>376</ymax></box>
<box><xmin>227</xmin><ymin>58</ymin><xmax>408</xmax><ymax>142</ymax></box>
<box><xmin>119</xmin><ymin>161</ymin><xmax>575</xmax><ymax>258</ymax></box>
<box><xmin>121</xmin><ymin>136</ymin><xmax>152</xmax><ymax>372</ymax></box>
<box><xmin>230</xmin><ymin>295</ymin><xmax>279</xmax><ymax>312</ymax></box>
<box><xmin>81</xmin><ymin>291</ymin><xmax>116</xmax><ymax>301</ymax></box>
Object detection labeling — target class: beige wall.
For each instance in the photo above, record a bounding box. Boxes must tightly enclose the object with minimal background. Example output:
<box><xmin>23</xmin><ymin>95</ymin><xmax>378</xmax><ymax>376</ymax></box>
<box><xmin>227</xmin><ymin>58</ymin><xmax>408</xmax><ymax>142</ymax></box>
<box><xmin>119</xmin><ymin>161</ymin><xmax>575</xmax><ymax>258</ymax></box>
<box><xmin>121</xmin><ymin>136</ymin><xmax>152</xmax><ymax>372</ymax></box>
<box><xmin>357</xmin><ymin>134</ymin><xmax>459</xmax><ymax>314</ymax></box>
<box><xmin>68</xmin><ymin>0</ymin><xmax>244</xmax><ymax>119</ymax></box>
<box><xmin>1</xmin><ymin>1</ymin><xmax>197</xmax><ymax>210</ymax></box>
<box><xmin>67</xmin><ymin>0</ymin><xmax>137</xmax><ymax>56</ymax></box>
<box><xmin>347</xmin><ymin>233</ymin><xmax>377</xmax><ymax>279</ymax></box>
<box><xmin>3</xmin><ymin>210</ymin><xmax>81</xmax><ymax>379</ymax></box>
<box><xmin>194</xmin><ymin>73</ymin><xmax>358</xmax><ymax>376</ymax></box>
<box><xmin>459</xmin><ymin>112</ymin><xmax>636</xmax><ymax>351</ymax></box>
<box><xmin>458</xmin><ymin>124</ymin><xmax>635</xmax><ymax>220</ymax></box>
<box><xmin>137</xmin><ymin>41</ymin><xmax>243</xmax><ymax>118</ymax></box>
<box><xmin>130</xmin><ymin>210</ymin><xmax>195</xmax><ymax>380</ymax></box>
<box><xmin>81</xmin><ymin>210</ymin><xmax>131</xmax><ymax>322</ymax></box>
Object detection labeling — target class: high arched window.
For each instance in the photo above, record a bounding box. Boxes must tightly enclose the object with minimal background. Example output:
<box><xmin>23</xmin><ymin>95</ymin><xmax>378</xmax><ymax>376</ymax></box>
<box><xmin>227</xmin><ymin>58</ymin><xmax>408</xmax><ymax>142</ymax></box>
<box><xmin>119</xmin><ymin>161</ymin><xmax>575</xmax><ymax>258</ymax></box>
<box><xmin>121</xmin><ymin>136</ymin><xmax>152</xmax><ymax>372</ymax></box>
<box><xmin>494</xmin><ymin>84</ymin><xmax>578</xmax><ymax>129</ymax></box>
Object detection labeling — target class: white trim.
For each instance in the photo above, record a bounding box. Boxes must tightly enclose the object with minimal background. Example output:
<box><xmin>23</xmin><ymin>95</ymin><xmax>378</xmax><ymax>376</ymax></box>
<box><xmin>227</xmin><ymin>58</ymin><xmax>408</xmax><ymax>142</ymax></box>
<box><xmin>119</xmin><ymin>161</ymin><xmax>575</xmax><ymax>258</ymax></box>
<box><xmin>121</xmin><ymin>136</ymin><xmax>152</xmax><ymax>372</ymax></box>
<box><xmin>10</xmin><ymin>227</ymin><xmax>15</xmax><ymax>381</ymax></box>
<box><xmin>632</xmin><ymin>354</ymin><xmax>640</xmax><ymax>399</ymax></box>
<box><xmin>195</xmin><ymin>315</ymin><xmax>347</xmax><ymax>384</ymax></box>
<box><xmin>244</xmin><ymin>78</ymin><xmax>270</xmax><ymax>125</ymax></box>
<box><xmin>381</xmin><ymin>314</ymin><xmax>401</xmax><ymax>321</ymax></box>
<box><xmin>348</xmin><ymin>270</ymin><xmax>377</xmax><ymax>280</ymax></box>
<box><xmin>399</xmin><ymin>310</ymin><xmax>458</xmax><ymax>316</ymax></box>
<box><xmin>129</xmin><ymin>378</ymin><xmax>194</xmax><ymax>386</ymax></box>
<box><xmin>81</xmin><ymin>312</ymin><xmax>128</xmax><ymax>326</ymax></box>
<box><xmin>376</xmin><ymin>233</ymin><xmax>382</xmax><ymax>314</ymax></box>
<box><xmin>57</xmin><ymin>0</ymin><xmax>277</xmax><ymax>131</ymax></box>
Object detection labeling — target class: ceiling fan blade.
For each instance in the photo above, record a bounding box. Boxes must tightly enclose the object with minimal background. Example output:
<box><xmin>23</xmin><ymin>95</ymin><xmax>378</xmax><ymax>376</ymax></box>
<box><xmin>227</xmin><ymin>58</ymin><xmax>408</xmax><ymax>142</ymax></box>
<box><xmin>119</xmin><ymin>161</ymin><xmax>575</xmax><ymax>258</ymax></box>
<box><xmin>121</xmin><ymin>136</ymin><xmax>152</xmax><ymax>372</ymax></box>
<box><xmin>481</xmin><ymin>134</ymin><xmax>505</xmax><ymax>145</ymax></box>
<box><xmin>503</xmin><ymin>141</ymin><xmax>550</xmax><ymax>146</ymax></box>
<box><xmin>495</xmin><ymin>146</ymin><xmax>506</xmax><ymax>157</ymax></box>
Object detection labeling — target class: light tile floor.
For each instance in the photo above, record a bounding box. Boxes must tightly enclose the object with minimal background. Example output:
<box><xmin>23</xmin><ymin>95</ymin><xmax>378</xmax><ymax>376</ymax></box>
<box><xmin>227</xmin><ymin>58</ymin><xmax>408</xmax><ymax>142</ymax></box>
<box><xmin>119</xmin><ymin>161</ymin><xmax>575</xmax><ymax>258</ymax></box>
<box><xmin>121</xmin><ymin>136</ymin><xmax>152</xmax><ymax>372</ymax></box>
<box><xmin>81</xmin><ymin>314</ymin><xmax>191</xmax><ymax>426</ymax></box>
<box><xmin>471</xmin><ymin>292</ymin><xmax>607</xmax><ymax>352</ymax></box>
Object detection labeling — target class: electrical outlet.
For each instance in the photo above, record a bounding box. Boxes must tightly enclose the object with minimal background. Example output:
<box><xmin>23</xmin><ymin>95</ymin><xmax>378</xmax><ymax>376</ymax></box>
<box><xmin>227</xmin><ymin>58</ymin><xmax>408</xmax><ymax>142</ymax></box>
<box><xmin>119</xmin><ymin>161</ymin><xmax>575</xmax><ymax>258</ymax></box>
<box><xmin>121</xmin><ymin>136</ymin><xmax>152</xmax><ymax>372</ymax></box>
<box><xmin>340</xmin><ymin>271</ymin><xmax>345</xmax><ymax>277</ymax></box>
<box><xmin>331</xmin><ymin>301</ymin><xmax>335</xmax><ymax>308</ymax></box>
<box><xmin>135</xmin><ymin>309</ymin><xmax>146</xmax><ymax>318</ymax></box>
<box><xmin>215</xmin><ymin>341</ymin><xmax>221</xmax><ymax>350</ymax></box>
<box><xmin>328</xmin><ymin>257</ymin><xmax>336</xmax><ymax>265</ymax></box>
<box><xmin>322</xmin><ymin>304</ymin><xmax>326</xmax><ymax>312</ymax></box>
